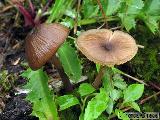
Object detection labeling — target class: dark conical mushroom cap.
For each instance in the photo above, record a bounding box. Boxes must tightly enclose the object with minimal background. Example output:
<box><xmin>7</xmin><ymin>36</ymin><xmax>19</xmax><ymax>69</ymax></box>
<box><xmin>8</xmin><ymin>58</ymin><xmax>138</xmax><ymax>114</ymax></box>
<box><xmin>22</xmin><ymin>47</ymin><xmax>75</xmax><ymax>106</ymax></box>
<box><xmin>76</xmin><ymin>29</ymin><xmax>138</xmax><ymax>66</ymax></box>
<box><xmin>25</xmin><ymin>23</ymin><xmax>69</xmax><ymax>70</ymax></box>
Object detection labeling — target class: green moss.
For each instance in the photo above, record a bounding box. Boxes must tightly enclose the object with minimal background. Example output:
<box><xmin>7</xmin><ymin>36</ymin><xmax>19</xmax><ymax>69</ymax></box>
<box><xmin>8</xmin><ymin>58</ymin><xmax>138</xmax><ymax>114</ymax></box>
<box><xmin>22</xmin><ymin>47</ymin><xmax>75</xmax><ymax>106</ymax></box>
<box><xmin>0</xmin><ymin>70</ymin><xmax>15</xmax><ymax>92</ymax></box>
<box><xmin>131</xmin><ymin>25</ymin><xmax>160</xmax><ymax>82</ymax></box>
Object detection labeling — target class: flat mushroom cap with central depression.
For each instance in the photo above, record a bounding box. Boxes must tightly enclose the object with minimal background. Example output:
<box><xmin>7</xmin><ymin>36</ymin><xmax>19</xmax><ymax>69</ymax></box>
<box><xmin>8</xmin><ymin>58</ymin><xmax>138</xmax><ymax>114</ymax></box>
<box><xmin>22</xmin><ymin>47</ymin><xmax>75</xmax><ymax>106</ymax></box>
<box><xmin>76</xmin><ymin>29</ymin><xmax>138</xmax><ymax>66</ymax></box>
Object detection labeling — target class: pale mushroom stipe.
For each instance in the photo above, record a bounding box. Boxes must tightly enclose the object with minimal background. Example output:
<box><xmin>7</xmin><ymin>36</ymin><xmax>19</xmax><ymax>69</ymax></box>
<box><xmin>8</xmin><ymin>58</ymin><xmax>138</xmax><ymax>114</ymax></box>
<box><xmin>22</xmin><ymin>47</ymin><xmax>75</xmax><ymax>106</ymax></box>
<box><xmin>76</xmin><ymin>29</ymin><xmax>138</xmax><ymax>66</ymax></box>
<box><xmin>25</xmin><ymin>23</ymin><xmax>69</xmax><ymax>70</ymax></box>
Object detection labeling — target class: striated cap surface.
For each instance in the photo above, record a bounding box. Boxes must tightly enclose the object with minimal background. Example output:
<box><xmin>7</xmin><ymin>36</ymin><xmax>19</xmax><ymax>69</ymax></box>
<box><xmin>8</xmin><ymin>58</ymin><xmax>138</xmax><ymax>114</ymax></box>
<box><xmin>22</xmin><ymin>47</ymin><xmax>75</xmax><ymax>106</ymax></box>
<box><xmin>25</xmin><ymin>23</ymin><xmax>69</xmax><ymax>70</ymax></box>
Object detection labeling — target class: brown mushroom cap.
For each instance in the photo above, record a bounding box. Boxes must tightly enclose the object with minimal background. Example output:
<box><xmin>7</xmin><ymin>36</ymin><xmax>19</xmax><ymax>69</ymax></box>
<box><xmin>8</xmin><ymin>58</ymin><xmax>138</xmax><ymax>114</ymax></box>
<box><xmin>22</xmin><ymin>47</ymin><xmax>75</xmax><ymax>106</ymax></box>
<box><xmin>76</xmin><ymin>29</ymin><xmax>138</xmax><ymax>66</ymax></box>
<box><xmin>25</xmin><ymin>23</ymin><xmax>69</xmax><ymax>70</ymax></box>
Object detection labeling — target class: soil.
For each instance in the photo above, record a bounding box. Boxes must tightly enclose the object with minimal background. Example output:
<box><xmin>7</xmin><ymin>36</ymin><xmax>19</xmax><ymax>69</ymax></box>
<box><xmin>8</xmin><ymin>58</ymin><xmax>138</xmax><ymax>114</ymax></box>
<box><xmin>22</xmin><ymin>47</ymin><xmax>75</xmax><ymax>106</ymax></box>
<box><xmin>0</xmin><ymin>2</ymin><xmax>63</xmax><ymax>119</ymax></box>
<box><xmin>0</xmin><ymin>94</ymin><xmax>38</xmax><ymax>120</ymax></box>
<box><xmin>0</xmin><ymin>1</ymin><xmax>38</xmax><ymax>119</ymax></box>
<box><xmin>0</xmin><ymin>28</ymin><xmax>38</xmax><ymax>119</ymax></box>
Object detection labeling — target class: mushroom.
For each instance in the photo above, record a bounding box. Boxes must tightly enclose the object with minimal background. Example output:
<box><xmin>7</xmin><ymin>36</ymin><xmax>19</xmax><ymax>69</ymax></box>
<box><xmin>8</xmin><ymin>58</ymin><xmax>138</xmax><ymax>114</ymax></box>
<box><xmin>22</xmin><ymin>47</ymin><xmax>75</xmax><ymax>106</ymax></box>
<box><xmin>76</xmin><ymin>29</ymin><xmax>138</xmax><ymax>88</ymax></box>
<box><xmin>25</xmin><ymin>23</ymin><xmax>69</xmax><ymax>70</ymax></box>
<box><xmin>25</xmin><ymin>23</ymin><xmax>73</xmax><ymax>91</ymax></box>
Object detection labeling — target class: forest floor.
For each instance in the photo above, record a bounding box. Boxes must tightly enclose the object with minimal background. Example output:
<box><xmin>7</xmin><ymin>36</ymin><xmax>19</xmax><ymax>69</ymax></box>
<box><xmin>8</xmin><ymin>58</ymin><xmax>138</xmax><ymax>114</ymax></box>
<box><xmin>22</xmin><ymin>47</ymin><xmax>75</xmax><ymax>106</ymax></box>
<box><xmin>0</xmin><ymin>1</ymin><xmax>160</xmax><ymax>120</ymax></box>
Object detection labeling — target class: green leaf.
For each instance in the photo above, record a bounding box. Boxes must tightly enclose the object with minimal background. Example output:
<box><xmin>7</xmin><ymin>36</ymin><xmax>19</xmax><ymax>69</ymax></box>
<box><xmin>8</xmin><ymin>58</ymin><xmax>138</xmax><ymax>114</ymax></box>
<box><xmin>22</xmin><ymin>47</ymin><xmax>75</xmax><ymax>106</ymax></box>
<box><xmin>84</xmin><ymin>88</ymin><xmax>109</xmax><ymax>120</ymax></box>
<box><xmin>21</xmin><ymin>68</ymin><xmax>58</xmax><ymax>120</ymax></box>
<box><xmin>115</xmin><ymin>109</ymin><xmax>130</xmax><ymax>120</ymax></box>
<box><xmin>58</xmin><ymin>42</ymin><xmax>82</xmax><ymax>82</ymax></box>
<box><xmin>113</xmin><ymin>74</ymin><xmax>127</xmax><ymax>90</ymax></box>
<box><xmin>56</xmin><ymin>95</ymin><xmax>79</xmax><ymax>111</ymax></box>
<box><xmin>110</xmin><ymin>89</ymin><xmax>122</xmax><ymax>101</ymax></box>
<box><xmin>65</xmin><ymin>9</ymin><xmax>76</xmax><ymax>18</ymax></box>
<box><xmin>78</xmin><ymin>83</ymin><xmax>96</xmax><ymax>97</ymax></box>
<box><xmin>123</xmin><ymin>84</ymin><xmax>144</xmax><ymax>103</ymax></box>
<box><xmin>102</xmin><ymin>69</ymin><xmax>114</xmax><ymax>92</ymax></box>
<box><xmin>140</xmin><ymin>0</ymin><xmax>160</xmax><ymax>33</ymax></box>
<box><xmin>96</xmin><ymin>64</ymin><xmax>101</xmax><ymax>72</ymax></box>
<box><xmin>118</xmin><ymin>13</ymin><xmax>136</xmax><ymax>31</ymax></box>
<box><xmin>47</xmin><ymin>0</ymin><xmax>73</xmax><ymax>23</ymax></box>
<box><xmin>101</xmin><ymin>0</ymin><xmax>121</xmax><ymax>16</ymax></box>
<box><xmin>143</xmin><ymin>16</ymin><xmax>160</xmax><ymax>33</ymax></box>
<box><xmin>126</xmin><ymin>0</ymin><xmax>144</xmax><ymax>15</ymax></box>
<box><xmin>61</xmin><ymin>17</ymin><xmax>75</xmax><ymax>29</ymax></box>
<box><xmin>79</xmin><ymin>113</ymin><xmax>84</xmax><ymax>120</ymax></box>
<box><xmin>111</xmin><ymin>67</ymin><xmax>123</xmax><ymax>74</ymax></box>
<box><xmin>82</xmin><ymin>0</ymin><xmax>99</xmax><ymax>18</ymax></box>
<box><xmin>124</xmin><ymin>101</ymin><xmax>140</xmax><ymax>112</ymax></box>
<box><xmin>143</xmin><ymin>0</ymin><xmax>160</xmax><ymax>16</ymax></box>
<box><xmin>106</xmin><ymin>98</ymin><xmax>114</xmax><ymax>114</ymax></box>
<box><xmin>96</xmin><ymin>114</ymin><xmax>108</xmax><ymax>120</ymax></box>
<box><xmin>118</xmin><ymin>0</ymin><xmax>144</xmax><ymax>31</ymax></box>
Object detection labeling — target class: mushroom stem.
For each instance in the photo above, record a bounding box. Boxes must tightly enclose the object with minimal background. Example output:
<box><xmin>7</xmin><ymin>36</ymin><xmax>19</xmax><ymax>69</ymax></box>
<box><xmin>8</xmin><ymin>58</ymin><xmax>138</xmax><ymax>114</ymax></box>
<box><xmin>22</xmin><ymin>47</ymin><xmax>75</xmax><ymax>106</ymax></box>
<box><xmin>92</xmin><ymin>66</ymin><xmax>106</xmax><ymax>89</ymax></box>
<box><xmin>51</xmin><ymin>55</ymin><xmax>73</xmax><ymax>92</ymax></box>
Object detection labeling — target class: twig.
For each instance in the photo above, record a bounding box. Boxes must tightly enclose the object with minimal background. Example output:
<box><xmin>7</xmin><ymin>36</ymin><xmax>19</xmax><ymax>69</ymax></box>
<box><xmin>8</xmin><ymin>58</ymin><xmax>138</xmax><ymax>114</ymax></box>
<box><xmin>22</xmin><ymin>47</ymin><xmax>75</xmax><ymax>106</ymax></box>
<box><xmin>0</xmin><ymin>5</ymin><xmax>13</xmax><ymax>13</ymax></box>
<box><xmin>41</xmin><ymin>0</ymin><xmax>53</xmax><ymax>14</ymax></box>
<box><xmin>148</xmin><ymin>81</ymin><xmax>160</xmax><ymax>91</ymax></box>
<box><xmin>110</xmin><ymin>26</ymin><xmax>121</xmax><ymax>30</ymax></box>
<box><xmin>123</xmin><ymin>91</ymin><xmax>160</xmax><ymax>112</ymax></box>
<box><xmin>97</xmin><ymin>23</ymin><xmax>105</xmax><ymax>29</ymax></box>
<box><xmin>137</xmin><ymin>44</ymin><xmax>144</xmax><ymax>48</ymax></box>
<box><xmin>121</xmin><ymin>72</ymin><xmax>148</xmax><ymax>86</ymax></box>
<box><xmin>13</xmin><ymin>11</ymin><xmax>20</xmax><ymax>26</ymax></box>
<box><xmin>34</xmin><ymin>9</ymin><xmax>42</xmax><ymax>25</ymax></box>
<box><xmin>4</xmin><ymin>28</ymin><xmax>13</xmax><ymax>52</ymax></box>
<box><xmin>109</xmin><ymin>91</ymin><xmax>160</xmax><ymax>119</ymax></box>
<box><xmin>68</xmin><ymin>36</ymin><xmax>76</xmax><ymax>40</ymax></box>
<box><xmin>96</xmin><ymin>0</ymin><xmax>108</xmax><ymax>28</ymax></box>
<box><xmin>139</xmin><ymin>91</ymin><xmax>160</xmax><ymax>104</ymax></box>
<box><xmin>28</xmin><ymin>0</ymin><xmax>35</xmax><ymax>16</ymax></box>
<box><xmin>78</xmin><ymin>17</ymin><xmax>119</xmax><ymax>26</ymax></box>
<box><xmin>74</xmin><ymin>0</ymin><xmax>81</xmax><ymax>34</ymax></box>
<box><xmin>149</xmin><ymin>82</ymin><xmax>160</xmax><ymax>90</ymax></box>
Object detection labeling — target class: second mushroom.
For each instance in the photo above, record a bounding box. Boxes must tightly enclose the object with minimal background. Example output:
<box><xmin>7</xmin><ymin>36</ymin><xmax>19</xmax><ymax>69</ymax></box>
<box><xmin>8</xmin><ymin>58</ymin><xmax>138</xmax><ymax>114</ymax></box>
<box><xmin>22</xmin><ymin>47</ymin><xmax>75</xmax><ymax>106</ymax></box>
<box><xmin>76</xmin><ymin>29</ymin><xmax>138</xmax><ymax>88</ymax></box>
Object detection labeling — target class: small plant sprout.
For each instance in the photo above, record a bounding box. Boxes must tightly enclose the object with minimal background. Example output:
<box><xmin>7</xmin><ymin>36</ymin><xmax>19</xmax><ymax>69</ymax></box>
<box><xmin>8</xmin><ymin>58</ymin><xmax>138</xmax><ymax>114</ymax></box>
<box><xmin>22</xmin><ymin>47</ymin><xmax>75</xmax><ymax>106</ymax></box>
<box><xmin>76</xmin><ymin>29</ymin><xmax>138</xmax><ymax>88</ymax></box>
<box><xmin>11</xmin><ymin>0</ymin><xmax>36</xmax><ymax>26</ymax></box>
